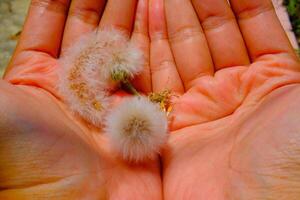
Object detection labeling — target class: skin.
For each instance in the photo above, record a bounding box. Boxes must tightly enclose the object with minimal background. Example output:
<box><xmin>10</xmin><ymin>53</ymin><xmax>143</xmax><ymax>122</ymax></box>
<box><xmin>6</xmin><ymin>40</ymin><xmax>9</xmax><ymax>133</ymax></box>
<box><xmin>0</xmin><ymin>0</ymin><xmax>300</xmax><ymax>199</ymax></box>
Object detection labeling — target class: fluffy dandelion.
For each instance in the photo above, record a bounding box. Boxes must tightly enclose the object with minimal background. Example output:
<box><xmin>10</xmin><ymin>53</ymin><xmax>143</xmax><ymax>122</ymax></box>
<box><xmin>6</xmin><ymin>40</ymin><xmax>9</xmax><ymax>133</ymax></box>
<box><xmin>106</xmin><ymin>96</ymin><xmax>168</xmax><ymax>162</ymax></box>
<box><xmin>58</xmin><ymin>28</ymin><xmax>170</xmax><ymax>161</ymax></box>
<box><xmin>58</xmin><ymin>29</ymin><xmax>144</xmax><ymax>126</ymax></box>
<box><xmin>81</xmin><ymin>29</ymin><xmax>143</xmax><ymax>89</ymax></box>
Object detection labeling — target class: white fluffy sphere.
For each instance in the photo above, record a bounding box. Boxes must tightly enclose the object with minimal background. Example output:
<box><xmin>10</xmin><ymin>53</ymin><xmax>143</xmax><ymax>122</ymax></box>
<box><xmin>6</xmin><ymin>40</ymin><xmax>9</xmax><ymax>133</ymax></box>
<box><xmin>106</xmin><ymin>96</ymin><xmax>168</xmax><ymax>162</ymax></box>
<box><xmin>58</xmin><ymin>29</ymin><xmax>144</xmax><ymax>126</ymax></box>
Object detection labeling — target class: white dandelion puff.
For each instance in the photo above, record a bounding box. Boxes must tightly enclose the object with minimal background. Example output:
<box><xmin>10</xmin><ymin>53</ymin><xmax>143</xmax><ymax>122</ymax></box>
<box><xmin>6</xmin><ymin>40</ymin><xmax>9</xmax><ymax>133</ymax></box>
<box><xmin>106</xmin><ymin>96</ymin><xmax>169</xmax><ymax>162</ymax></box>
<box><xmin>58</xmin><ymin>29</ymin><xmax>144</xmax><ymax>126</ymax></box>
<box><xmin>58</xmin><ymin>69</ymin><xmax>109</xmax><ymax>126</ymax></box>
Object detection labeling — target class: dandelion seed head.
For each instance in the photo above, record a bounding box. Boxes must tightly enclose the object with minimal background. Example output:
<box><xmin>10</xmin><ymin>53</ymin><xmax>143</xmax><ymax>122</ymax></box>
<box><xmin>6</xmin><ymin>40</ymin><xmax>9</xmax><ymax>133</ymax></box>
<box><xmin>106</xmin><ymin>96</ymin><xmax>168</xmax><ymax>162</ymax></box>
<box><xmin>58</xmin><ymin>29</ymin><xmax>144</xmax><ymax>126</ymax></box>
<box><xmin>75</xmin><ymin>29</ymin><xmax>144</xmax><ymax>89</ymax></box>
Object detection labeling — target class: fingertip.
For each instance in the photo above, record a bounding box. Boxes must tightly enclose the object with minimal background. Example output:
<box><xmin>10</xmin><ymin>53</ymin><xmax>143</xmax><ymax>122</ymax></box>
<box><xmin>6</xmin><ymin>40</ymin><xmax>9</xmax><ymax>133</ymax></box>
<box><xmin>133</xmin><ymin>0</ymin><xmax>149</xmax><ymax>34</ymax></box>
<box><xmin>99</xmin><ymin>0</ymin><xmax>138</xmax><ymax>37</ymax></box>
<box><xmin>131</xmin><ymin>0</ymin><xmax>151</xmax><ymax>93</ymax></box>
<box><xmin>149</xmin><ymin>0</ymin><xmax>167</xmax><ymax>40</ymax></box>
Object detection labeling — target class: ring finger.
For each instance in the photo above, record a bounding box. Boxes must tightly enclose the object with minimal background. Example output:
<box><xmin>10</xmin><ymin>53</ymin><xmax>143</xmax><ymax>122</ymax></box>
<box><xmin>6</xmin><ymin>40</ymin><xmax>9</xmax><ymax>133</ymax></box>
<box><xmin>165</xmin><ymin>0</ymin><xmax>214</xmax><ymax>90</ymax></box>
<box><xmin>99</xmin><ymin>0</ymin><xmax>137</xmax><ymax>37</ymax></box>
<box><xmin>192</xmin><ymin>0</ymin><xmax>250</xmax><ymax>70</ymax></box>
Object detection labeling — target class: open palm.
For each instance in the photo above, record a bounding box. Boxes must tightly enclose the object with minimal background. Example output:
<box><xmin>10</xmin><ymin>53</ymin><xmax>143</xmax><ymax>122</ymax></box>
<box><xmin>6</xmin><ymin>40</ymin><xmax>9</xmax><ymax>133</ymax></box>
<box><xmin>152</xmin><ymin>0</ymin><xmax>300</xmax><ymax>199</ymax></box>
<box><xmin>0</xmin><ymin>0</ymin><xmax>161</xmax><ymax>199</ymax></box>
<box><xmin>1</xmin><ymin>0</ymin><xmax>300</xmax><ymax>199</ymax></box>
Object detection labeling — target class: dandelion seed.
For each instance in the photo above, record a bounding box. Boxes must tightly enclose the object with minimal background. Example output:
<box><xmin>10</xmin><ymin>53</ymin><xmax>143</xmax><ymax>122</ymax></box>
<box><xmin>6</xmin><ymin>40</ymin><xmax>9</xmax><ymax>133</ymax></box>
<box><xmin>58</xmin><ymin>29</ymin><xmax>144</xmax><ymax>126</ymax></box>
<box><xmin>106</xmin><ymin>96</ymin><xmax>168</xmax><ymax>162</ymax></box>
<box><xmin>78</xmin><ymin>29</ymin><xmax>144</xmax><ymax>89</ymax></box>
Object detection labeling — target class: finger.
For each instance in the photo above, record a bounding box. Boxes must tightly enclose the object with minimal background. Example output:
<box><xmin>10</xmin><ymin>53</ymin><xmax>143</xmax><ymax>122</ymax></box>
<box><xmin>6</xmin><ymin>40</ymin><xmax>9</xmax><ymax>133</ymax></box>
<box><xmin>192</xmin><ymin>0</ymin><xmax>250</xmax><ymax>69</ymax></box>
<box><xmin>131</xmin><ymin>0</ymin><xmax>152</xmax><ymax>93</ymax></box>
<box><xmin>165</xmin><ymin>0</ymin><xmax>214</xmax><ymax>90</ymax></box>
<box><xmin>149</xmin><ymin>0</ymin><xmax>184</xmax><ymax>94</ymax></box>
<box><xmin>229</xmin><ymin>0</ymin><xmax>296</xmax><ymax>61</ymax></box>
<box><xmin>99</xmin><ymin>0</ymin><xmax>137</xmax><ymax>37</ymax></box>
<box><xmin>14</xmin><ymin>0</ymin><xmax>70</xmax><ymax>57</ymax></box>
<box><xmin>61</xmin><ymin>0</ymin><xmax>107</xmax><ymax>53</ymax></box>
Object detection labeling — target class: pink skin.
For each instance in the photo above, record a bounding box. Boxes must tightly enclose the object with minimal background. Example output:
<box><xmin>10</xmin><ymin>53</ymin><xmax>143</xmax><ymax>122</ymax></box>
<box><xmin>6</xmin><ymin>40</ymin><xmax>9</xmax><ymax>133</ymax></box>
<box><xmin>1</xmin><ymin>0</ymin><xmax>300</xmax><ymax>199</ymax></box>
<box><xmin>1</xmin><ymin>0</ymin><xmax>162</xmax><ymax>199</ymax></box>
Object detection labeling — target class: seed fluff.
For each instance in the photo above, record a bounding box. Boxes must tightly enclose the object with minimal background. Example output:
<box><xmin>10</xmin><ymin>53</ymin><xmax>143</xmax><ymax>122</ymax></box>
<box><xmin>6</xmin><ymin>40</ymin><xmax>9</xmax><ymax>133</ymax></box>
<box><xmin>106</xmin><ymin>96</ymin><xmax>168</xmax><ymax>162</ymax></box>
<box><xmin>58</xmin><ymin>29</ymin><xmax>144</xmax><ymax>126</ymax></box>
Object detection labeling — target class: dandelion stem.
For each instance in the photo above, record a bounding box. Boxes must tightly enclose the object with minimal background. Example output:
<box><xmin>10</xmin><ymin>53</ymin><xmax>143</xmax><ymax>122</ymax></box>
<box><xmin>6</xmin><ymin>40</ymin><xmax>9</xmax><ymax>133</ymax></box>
<box><xmin>122</xmin><ymin>81</ymin><xmax>140</xmax><ymax>96</ymax></box>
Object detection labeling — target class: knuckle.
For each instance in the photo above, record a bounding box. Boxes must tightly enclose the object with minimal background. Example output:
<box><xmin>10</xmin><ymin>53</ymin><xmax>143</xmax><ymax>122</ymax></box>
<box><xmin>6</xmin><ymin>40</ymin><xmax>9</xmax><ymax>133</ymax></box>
<box><xmin>168</xmin><ymin>25</ymin><xmax>203</xmax><ymax>43</ymax></box>
<box><xmin>201</xmin><ymin>13</ymin><xmax>235</xmax><ymax>30</ymax></box>
<box><xmin>151</xmin><ymin>60</ymin><xmax>175</xmax><ymax>73</ymax></box>
<box><xmin>150</xmin><ymin>32</ymin><xmax>168</xmax><ymax>42</ymax></box>
<box><xmin>69</xmin><ymin>6</ymin><xmax>100</xmax><ymax>25</ymax></box>
<box><xmin>236</xmin><ymin>2</ymin><xmax>274</xmax><ymax>20</ymax></box>
<box><xmin>31</xmin><ymin>0</ymin><xmax>69</xmax><ymax>13</ymax></box>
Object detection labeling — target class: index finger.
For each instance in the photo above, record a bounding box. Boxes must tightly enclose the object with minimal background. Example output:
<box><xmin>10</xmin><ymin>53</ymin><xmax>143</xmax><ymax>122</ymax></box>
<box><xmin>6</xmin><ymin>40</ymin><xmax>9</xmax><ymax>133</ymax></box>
<box><xmin>14</xmin><ymin>0</ymin><xmax>70</xmax><ymax>58</ymax></box>
<box><xmin>229</xmin><ymin>0</ymin><xmax>297</xmax><ymax>61</ymax></box>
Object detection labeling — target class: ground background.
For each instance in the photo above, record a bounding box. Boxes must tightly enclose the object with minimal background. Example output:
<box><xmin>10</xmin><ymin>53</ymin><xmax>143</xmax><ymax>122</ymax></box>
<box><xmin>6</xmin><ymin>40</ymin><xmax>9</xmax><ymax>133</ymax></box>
<box><xmin>0</xmin><ymin>0</ymin><xmax>30</xmax><ymax>77</ymax></box>
<box><xmin>0</xmin><ymin>0</ymin><xmax>299</xmax><ymax>77</ymax></box>
<box><xmin>284</xmin><ymin>0</ymin><xmax>300</xmax><ymax>53</ymax></box>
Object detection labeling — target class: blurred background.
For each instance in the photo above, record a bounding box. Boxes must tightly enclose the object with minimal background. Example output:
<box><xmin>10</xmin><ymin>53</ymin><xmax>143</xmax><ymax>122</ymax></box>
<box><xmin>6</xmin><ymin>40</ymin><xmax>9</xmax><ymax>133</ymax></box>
<box><xmin>0</xmin><ymin>0</ymin><xmax>299</xmax><ymax>77</ymax></box>
<box><xmin>0</xmin><ymin>0</ymin><xmax>30</xmax><ymax>77</ymax></box>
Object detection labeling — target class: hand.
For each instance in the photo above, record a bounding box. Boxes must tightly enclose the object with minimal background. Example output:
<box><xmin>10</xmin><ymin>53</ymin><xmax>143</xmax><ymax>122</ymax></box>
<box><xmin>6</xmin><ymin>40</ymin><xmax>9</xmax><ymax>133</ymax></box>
<box><xmin>148</xmin><ymin>0</ymin><xmax>300</xmax><ymax>199</ymax></box>
<box><xmin>1</xmin><ymin>0</ymin><xmax>300</xmax><ymax>199</ymax></box>
<box><xmin>0</xmin><ymin>0</ymin><xmax>162</xmax><ymax>199</ymax></box>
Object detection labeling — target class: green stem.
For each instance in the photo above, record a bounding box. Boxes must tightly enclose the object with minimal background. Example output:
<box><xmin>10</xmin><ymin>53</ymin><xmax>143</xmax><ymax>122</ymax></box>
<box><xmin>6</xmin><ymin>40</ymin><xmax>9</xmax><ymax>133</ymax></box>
<box><xmin>122</xmin><ymin>81</ymin><xmax>140</xmax><ymax>96</ymax></box>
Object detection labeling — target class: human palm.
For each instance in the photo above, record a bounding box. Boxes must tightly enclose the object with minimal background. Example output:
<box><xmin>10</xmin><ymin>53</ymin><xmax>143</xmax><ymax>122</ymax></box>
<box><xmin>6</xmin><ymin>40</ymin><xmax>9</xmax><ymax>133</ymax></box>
<box><xmin>0</xmin><ymin>0</ymin><xmax>161</xmax><ymax>199</ymax></box>
<box><xmin>1</xmin><ymin>0</ymin><xmax>300</xmax><ymax>200</ymax></box>
<box><xmin>163</xmin><ymin>58</ymin><xmax>300</xmax><ymax>199</ymax></box>
<box><xmin>159</xmin><ymin>0</ymin><xmax>300</xmax><ymax>199</ymax></box>
<box><xmin>0</xmin><ymin>79</ymin><xmax>162</xmax><ymax>199</ymax></box>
